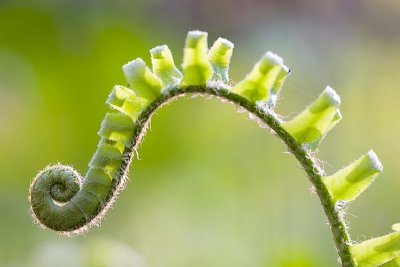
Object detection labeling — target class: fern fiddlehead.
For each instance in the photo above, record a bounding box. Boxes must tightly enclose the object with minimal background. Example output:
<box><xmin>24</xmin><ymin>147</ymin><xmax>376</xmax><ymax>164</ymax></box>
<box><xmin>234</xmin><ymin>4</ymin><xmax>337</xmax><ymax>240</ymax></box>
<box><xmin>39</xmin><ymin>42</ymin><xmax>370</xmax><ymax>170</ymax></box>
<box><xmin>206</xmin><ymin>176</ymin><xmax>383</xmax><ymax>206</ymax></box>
<box><xmin>29</xmin><ymin>30</ymin><xmax>400</xmax><ymax>266</ymax></box>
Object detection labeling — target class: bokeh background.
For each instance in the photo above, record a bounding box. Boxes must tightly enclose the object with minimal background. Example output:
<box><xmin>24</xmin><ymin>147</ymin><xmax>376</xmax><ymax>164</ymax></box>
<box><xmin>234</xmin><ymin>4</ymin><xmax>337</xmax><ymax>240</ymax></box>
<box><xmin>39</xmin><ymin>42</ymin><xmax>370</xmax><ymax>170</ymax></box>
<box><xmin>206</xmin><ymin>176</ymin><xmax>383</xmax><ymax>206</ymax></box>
<box><xmin>1</xmin><ymin>0</ymin><xmax>400</xmax><ymax>266</ymax></box>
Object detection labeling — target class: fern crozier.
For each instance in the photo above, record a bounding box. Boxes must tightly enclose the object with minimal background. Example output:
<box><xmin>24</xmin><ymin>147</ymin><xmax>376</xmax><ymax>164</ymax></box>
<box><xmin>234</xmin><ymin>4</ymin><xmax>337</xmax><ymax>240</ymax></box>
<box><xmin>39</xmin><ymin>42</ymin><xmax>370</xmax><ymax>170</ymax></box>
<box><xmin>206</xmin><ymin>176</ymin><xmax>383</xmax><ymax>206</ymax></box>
<box><xmin>29</xmin><ymin>30</ymin><xmax>399</xmax><ymax>266</ymax></box>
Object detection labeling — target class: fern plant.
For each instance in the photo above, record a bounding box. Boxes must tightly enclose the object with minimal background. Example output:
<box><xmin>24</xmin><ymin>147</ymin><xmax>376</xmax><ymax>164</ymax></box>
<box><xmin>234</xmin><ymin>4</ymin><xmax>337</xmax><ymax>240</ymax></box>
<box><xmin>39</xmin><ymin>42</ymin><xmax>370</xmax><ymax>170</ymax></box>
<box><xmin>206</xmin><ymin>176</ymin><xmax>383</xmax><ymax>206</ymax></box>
<box><xmin>29</xmin><ymin>30</ymin><xmax>400</xmax><ymax>266</ymax></box>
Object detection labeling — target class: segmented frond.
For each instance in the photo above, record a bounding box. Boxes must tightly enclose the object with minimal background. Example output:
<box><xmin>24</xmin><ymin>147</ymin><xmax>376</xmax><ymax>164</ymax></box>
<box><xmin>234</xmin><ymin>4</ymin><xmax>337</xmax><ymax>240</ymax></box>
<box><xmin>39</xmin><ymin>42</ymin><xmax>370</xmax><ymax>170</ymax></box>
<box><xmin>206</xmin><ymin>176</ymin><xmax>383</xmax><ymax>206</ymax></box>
<box><xmin>323</xmin><ymin>150</ymin><xmax>383</xmax><ymax>202</ymax></box>
<box><xmin>106</xmin><ymin>85</ymin><xmax>149</xmax><ymax>119</ymax></box>
<box><xmin>231</xmin><ymin>51</ymin><xmax>289</xmax><ymax>105</ymax></box>
<box><xmin>181</xmin><ymin>30</ymin><xmax>213</xmax><ymax>85</ymax></box>
<box><xmin>123</xmin><ymin>58</ymin><xmax>162</xmax><ymax>101</ymax></box>
<box><xmin>350</xmin><ymin>231</ymin><xmax>400</xmax><ymax>267</ymax></box>
<box><xmin>282</xmin><ymin>86</ymin><xmax>341</xmax><ymax>149</ymax></box>
<box><xmin>150</xmin><ymin>45</ymin><xmax>183</xmax><ymax>88</ymax></box>
<box><xmin>28</xmin><ymin>30</ymin><xmax>398</xmax><ymax>267</ymax></box>
<box><xmin>208</xmin><ymin>37</ymin><xmax>234</xmax><ymax>82</ymax></box>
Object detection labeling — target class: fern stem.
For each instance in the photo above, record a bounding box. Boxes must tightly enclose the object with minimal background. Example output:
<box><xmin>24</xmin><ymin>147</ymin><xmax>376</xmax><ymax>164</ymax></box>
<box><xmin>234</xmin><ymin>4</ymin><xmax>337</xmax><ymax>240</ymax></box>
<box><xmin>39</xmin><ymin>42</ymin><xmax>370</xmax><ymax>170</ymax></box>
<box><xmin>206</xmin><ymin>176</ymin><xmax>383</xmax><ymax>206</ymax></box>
<box><xmin>30</xmin><ymin>84</ymin><xmax>356</xmax><ymax>266</ymax></box>
<box><xmin>128</xmin><ymin>85</ymin><xmax>355</xmax><ymax>266</ymax></box>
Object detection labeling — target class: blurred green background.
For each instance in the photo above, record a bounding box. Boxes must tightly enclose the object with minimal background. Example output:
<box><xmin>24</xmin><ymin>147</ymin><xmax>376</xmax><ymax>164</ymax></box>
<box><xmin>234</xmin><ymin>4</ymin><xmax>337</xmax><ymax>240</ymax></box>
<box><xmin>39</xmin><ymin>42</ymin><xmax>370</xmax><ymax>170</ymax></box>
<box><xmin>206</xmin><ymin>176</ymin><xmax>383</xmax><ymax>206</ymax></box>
<box><xmin>1</xmin><ymin>0</ymin><xmax>400</xmax><ymax>266</ymax></box>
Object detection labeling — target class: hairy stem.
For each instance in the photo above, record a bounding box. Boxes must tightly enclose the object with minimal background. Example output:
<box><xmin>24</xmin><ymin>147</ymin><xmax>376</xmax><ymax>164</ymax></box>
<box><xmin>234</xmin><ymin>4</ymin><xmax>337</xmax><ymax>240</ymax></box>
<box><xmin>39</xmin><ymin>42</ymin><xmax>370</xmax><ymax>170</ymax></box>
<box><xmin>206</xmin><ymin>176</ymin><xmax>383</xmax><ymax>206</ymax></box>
<box><xmin>165</xmin><ymin>86</ymin><xmax>356</xmax><ymax>267</ymax></box>
<box><xmin>30</xmin><ymin>84</ymin><xmax>355</xmax><ymax>266</ymax></box>
<box><xmin>128</xmin><ymin>85</ymin><xmax>355</xmax><ymax>266</ymax></box>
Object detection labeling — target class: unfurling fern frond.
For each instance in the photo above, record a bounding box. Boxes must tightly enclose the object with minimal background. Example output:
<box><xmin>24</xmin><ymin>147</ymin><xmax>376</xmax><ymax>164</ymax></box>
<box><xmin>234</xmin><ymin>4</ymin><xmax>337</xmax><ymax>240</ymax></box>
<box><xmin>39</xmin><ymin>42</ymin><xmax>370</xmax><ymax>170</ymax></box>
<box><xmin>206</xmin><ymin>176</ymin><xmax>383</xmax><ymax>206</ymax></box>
<box><xmin>29</xmin><ymin>30</ymin><xmax>398</xmax><ymax>267</ymax></box>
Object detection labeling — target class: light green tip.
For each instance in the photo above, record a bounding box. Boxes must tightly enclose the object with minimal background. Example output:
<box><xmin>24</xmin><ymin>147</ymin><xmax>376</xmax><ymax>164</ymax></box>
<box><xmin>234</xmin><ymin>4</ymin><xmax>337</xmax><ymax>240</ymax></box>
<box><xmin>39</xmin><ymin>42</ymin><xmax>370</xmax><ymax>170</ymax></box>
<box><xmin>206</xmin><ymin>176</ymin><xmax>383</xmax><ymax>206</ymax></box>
<box><xmin>323</xmin><ymin>150</ymin><xmax>383</xmax><ymax>202</ymax></box>
<box><xmin>312</xmin><ymin>86</ymin><xmax>341</xmax><ymax>110</ymax></box>
<box><xmin>150</xmin><ymin>45</ymin><xmax>183</xmax><ymax>89</ymax></box>
<box><xmin>150</xmin><ymin>45</ymin><xmax>167</xmax><ymax>59</ymax></box>
<box><xmin>123</xmin><ymin>58</ymin><xmax>162</xmax><ymax>102</ymax></box>
<box><xmin>366</xmin><ymin>149</ymin><xmax>384</xmax><ymax>172</ymax></box>
<box><xmin>351</xmin><ymin>232</ymin><xmax>400</xmax><ymax>267</ymax></box>
<box><xmin>185</xmin><ymin>30</ymin><xmax>208</xmax><ymax>48</ymax></box>
<box><xmin>231</xmin><ymin>51</ymin><xmax>287</xmax><ymax>103</ymax></box>
<box><xmin>269</xmin><ymin>64</ymin><xmax>290</xmax><ymax>107</ymax></box>
<box><xmin>282</xmin><ymin>86</ymin><xmax>341</xmax><ymax>149</ymax></box>
<box><xmin>106</xmin><ymin>85</ymin><xmax>149</xmax><ymax>119</ymax></box>
<box><xmin>208</xmin><ymin>37</ymin><xmax>234</xmax><ymax>83</ymax></box>
<box><xmin>393</xmin><ymin>224</ymin><xmax>400</xmax><ymax>232</ymax></box>
<box><xmin>259</xmin><ymin>51</ymin><xmax>284</xmax><ymax>73</ymax></box>
<box><xmin>181</xmin><ymin>30</ymin><xmax>213</xmax><ymax>86</ymax></box>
